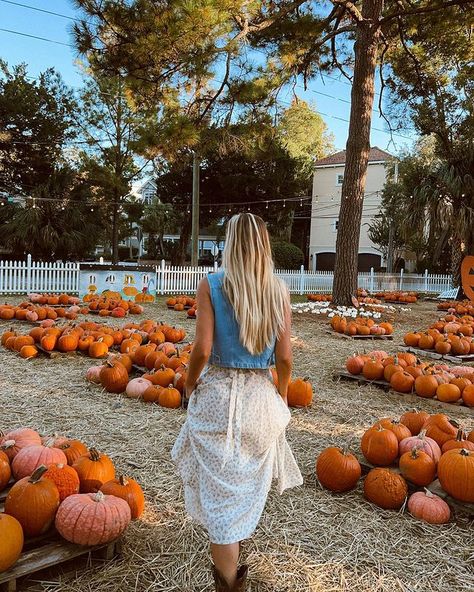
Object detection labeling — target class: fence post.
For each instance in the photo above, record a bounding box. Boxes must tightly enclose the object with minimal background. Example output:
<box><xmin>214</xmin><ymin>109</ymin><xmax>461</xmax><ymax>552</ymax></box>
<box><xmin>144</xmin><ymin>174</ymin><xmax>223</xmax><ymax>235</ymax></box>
<box><xmin>26</xmin><ymin>254</ymin><xmax>32</xmax><ymax>294</ymax></box>
<box><xmin>299</xmin><ymin>265</ymin><xmax>305</xmax><ymax>295</ymax></box>
<box><xmin>159</xmin><ymin>259</ymin><xmax>165</xmax><ymax>295</ymax></box>
<box><xmin>369</xmin><ymin>267</ymin><xmax>374</xmax><ymax>294</ymax></box>
<box><xmin>214</xmin><ymin>260</ymin><xmax>218</xmax><ymax>273</ymax></box>
<box><xmin>424</xmin><ymin>269</ymin><xmax>428</xmax><ymax>292</ymax></box>
<box><xmin>399</xmin><ymin>268</ymin><xmax>404</xmax><ymax>291</ymax></box>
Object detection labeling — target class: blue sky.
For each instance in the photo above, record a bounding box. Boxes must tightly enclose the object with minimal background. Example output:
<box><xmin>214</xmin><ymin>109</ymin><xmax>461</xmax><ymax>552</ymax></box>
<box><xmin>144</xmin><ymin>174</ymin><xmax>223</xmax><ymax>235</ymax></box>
<box><xmin>0</xmin><ymin>0</ymin><xmax>415</xmax><ymax>153</ymax></box>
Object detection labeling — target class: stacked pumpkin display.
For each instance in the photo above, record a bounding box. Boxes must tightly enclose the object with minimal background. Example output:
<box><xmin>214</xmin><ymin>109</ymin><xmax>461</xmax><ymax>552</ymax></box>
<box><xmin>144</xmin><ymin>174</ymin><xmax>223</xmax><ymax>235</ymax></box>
<box><xmin>316</xmin><ymin>411</ymin><xmax>474</xmax><ymax>524</ymax></box>
<box><xmin>345</xmin><ymin>350</ymin><xmax>474</xmax><ymax>407</ymax></box>
<box><xmin>87</xmin><ymin>297</ymin><xmax>144</xmax><ymax>316</ymax></box>
<box><xmin>28</xmin><ymin>293</ymin><xmax>81</xmax><ymax>306</ymax></box>
<box><xmin>166</xmin><ymin>295</ymin><xmax>197</xmax><ymax>318</ymax></box>
<box><xmin>0</xmin><ymin>302</ymin><xmax>86</xmax><ymax>323</ymax></box>
<box><xmin>374</xmin><ymin>291</ymin><xmax>418</xmax><ymax>303</ymax></box>
<box><xmin>437</xmin><ymin>300</ymin><xmax>474</xmax><ymax>316</ymax></box>
<box><xmin>307</xmin><ymin>294</ymin><xmax>333</xmax><ymax>302</ymax></box>
<box><xmin>404</xmin><ymin>314</ymin><xmax>474</xmax><ymax>357</ymax></box>
<box><xmin>0</xmin><ymin>426</ymin><xmax>144</xmax><ymax>573</ymax></box>
<box><xmin>2</xmin><ymin>319</ymin><xmax>187</xmax><ymax>361</ymax></box>
<box><xmin>87</xmin><ymin>340</ymin><xmax>192</xmax><ymax>408</ymax></box>
<box><xmin>331</xmin><ymin>316</ymin><xmax>394</xmax><ymax>336</ymax></box>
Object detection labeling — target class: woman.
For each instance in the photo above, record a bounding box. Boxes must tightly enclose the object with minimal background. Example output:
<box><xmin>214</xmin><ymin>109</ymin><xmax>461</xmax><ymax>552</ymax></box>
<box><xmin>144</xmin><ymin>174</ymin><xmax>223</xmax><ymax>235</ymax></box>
<box><xmin>172</xmin><ymin>213</ymin><xmax>303</xmax><ymax>591</ymax></box>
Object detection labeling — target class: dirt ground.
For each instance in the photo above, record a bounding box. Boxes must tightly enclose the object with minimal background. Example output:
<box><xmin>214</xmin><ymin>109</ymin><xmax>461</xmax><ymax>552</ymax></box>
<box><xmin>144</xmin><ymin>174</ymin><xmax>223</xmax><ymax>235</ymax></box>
<box><xmin>0</xmin><ymin>297</ymin><xmax>472</xmax><ymax>592</ymax></box>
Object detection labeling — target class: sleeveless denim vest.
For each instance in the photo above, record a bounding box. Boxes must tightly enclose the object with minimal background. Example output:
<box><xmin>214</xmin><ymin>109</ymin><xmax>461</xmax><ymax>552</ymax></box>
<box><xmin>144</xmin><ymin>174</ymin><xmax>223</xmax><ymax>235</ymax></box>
<box><xmin>207</xmin><ymin>271</ymin><xmax>276</xmax><ymax>369</ymax></box>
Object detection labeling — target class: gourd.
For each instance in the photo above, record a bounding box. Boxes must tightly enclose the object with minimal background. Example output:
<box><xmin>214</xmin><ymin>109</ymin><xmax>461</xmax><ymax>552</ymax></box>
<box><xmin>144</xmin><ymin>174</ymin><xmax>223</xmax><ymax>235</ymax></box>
<box><xmin>363</xmin><ymin>468</ymin><xmax>408</xmax><ymax>510</ymax></box>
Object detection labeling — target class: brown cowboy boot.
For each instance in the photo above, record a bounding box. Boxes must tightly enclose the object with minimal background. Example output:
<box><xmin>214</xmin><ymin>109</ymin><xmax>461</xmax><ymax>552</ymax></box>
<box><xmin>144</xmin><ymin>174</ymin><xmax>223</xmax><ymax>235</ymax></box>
<box><xmin>212</xmin><ymin>565</ymin><xmax>248</xmax><ymax>591</ymax></box>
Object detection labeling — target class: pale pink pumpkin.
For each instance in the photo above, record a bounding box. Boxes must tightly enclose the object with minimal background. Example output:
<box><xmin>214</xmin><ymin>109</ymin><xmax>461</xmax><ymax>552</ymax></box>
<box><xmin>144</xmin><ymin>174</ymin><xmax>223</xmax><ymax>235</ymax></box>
<box><xmin>399</xmin><ymin>431</ymin><xmax>442</xmax><ymax>465</ymax></box>
<box><xmin>26</xmin><ymin>310</ymin><xmax>39</xmax><ymax>322</ymax></box>
<box><xmin>366</xmin><ymin>350</ymin><xmax>388</xmax><ymax>361</ymax></box>
<box><xmin>86</xmin><ymin>366</ymin><xmax>102</xmax><ymax>384</ymax></box>
<box><xmin>55</xmin><ymin>491</ymin><xmax>131</xmax><ymax>545</ymax></box>
<box><xmin>0</xmin><ymin>428</ymin><xmax>42</xmax><ymax>461</ymax></box>
<box><xmin>125</xmin><ymin>377</ymin><xmax>152</xmax><ymax>399</ymax></box>
<box><xmin>408</xmin><ymin>489</ymin><xmax>451</xmax><ymax>524</ymax></box>
<box><xmin>12</xmin><ymin>442</ymin><xmax>67</xmax><ymax>480</ymax></box>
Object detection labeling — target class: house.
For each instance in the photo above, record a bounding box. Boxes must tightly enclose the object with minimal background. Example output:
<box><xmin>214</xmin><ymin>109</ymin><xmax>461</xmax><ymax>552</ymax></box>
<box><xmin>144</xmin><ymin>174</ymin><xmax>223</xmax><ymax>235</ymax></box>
<box><xmin>309</xmin><ymin>147</ymin><xmax>393</xmax><ymax>272</ymax></box>
<box><xmin>127</xmin><ymin>178</ymin><xmax>157</xmax><ymax>205</ymax></box>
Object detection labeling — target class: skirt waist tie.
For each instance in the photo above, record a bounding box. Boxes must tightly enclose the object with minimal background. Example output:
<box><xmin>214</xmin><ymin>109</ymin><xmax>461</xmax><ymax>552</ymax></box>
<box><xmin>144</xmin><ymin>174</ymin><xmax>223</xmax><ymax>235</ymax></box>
<box><xmin>221</xmin><ymin>370</ymin><xmax>245</xmax><ymax>469</ymax></box>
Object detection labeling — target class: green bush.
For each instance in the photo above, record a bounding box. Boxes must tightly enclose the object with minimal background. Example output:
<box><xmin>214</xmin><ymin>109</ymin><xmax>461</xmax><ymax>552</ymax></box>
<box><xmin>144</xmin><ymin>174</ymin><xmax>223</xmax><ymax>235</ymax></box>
<box><xmin>271</xmin><ymin>240</ymin><xmax>304</xmax><ymax>270</ymax></box>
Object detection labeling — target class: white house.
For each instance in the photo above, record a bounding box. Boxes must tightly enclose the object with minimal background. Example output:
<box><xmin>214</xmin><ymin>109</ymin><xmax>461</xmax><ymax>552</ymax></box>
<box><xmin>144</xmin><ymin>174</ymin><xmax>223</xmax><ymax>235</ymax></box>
<box><xmin>309</xmin><ymin>147</ymin><xmax>393</xmax><ymax>272</ymax></box>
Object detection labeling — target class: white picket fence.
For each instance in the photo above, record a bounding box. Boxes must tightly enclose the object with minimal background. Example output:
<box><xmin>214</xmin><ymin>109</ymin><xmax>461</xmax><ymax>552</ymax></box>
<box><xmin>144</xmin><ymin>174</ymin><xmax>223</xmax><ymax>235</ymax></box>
<box><xmin>0</xmin><ymin>256</ymin><xmax>453</xmax><ymax>296</ymax></box>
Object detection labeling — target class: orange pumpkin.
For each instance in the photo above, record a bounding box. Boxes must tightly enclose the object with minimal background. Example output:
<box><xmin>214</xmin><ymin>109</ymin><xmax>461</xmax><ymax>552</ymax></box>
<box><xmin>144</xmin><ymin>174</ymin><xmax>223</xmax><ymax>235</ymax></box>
<box><xmin>287</xmin><ymin>377</ymin><xmax>313</xmax><ymax>407</ymax></box>
<box><xmin>44</xmin><ymin>463</ymin><xmax>80</xmax><ymax>501</ymax></box>
<box><xmin>100</xmin><ymin>475</ymin><xmax>145</xmax><ymax>519</ymax></box>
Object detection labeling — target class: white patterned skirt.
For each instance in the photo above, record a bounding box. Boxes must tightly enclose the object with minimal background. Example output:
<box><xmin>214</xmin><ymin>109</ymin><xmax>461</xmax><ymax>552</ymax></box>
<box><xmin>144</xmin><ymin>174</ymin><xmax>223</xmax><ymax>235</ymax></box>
<box><xmin>171</xmin><ymin>365</ymin><xmax>303</xmax><ymax>545</ymax></box>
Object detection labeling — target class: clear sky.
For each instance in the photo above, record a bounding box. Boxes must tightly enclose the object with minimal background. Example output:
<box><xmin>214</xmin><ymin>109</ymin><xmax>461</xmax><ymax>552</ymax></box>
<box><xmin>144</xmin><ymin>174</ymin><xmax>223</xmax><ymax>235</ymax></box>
<box><xmin>0</xmin><ymin>0</ymin><xmax>415</xmax><ymax>153</ymax></box>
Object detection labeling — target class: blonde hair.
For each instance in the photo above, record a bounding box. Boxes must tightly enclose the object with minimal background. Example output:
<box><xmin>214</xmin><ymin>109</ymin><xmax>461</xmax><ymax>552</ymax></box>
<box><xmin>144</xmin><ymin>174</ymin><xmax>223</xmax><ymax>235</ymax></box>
<box><xmin>221</xmin><ymin>213</ymin><xmax>288</xmax><ymax>355</ymax></box>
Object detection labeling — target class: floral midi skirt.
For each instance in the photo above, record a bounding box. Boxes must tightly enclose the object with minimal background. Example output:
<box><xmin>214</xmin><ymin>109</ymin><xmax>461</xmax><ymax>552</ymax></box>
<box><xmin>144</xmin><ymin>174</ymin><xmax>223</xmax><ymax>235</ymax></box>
<box><xmin>171</xmin><ymin>365</ymin><xmax>303</xmax><ymax>544</ymax></box>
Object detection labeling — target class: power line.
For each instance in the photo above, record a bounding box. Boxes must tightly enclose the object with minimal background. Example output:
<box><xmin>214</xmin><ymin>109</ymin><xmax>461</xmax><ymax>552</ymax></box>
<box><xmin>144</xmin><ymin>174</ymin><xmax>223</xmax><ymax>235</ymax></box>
<box><xmin>0</xmin><ymin>0</ymin><xmax>82</xmax><ymax>22</ymax></box>
<box><xmin>0</xmin><ymin>27</ymin><xmax>72</xmax><ymax>47</ymax></box>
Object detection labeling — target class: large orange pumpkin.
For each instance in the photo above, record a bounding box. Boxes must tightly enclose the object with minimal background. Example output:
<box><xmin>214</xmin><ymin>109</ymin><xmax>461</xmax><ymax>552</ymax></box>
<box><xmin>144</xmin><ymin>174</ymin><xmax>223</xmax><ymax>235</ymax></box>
<box><xmin>73</xmin><ymin>449</ymin><xmax>115</xmax><ymax>493</ymax></box>
<box><xmin>316</xmin><ymin>447</ymin><xmax>361</xmax><ymax>492</ymax></box>
<box><xmin>361</xmin><ymin>426</ymin><xmax>398</xmax><ymax>466</ymax></box>
<box><xmin>0</xmin><ymin>514</ymin><xmax>24</xmax><ymax>572</ymax></box>
<box><xmin>5</xmin><ymin>465</ymin><xmax>60</xmax><ymax>536</ymax></box>
<box><xmin>422</xmin><ymin>414</ymin><xmax>459</xmax><ymax>447</ymax></box>
<box><xmin>400</xmin><ymin>409</ymin><xmax>430</xmax><ymax>436</ymax></box>
<box><xmin>287</xmin><ymin>377</ymin><xmax>313</xmax><ymax>407</ymax></box>
<box><xmin>437</xmin><ymin>448</ymin><xmax>474</xmax><ymax>502</ymax></box>
<box><xmin>0</xmin><ymin>449</ymin><xmax>12</xmax><ymax>491</ymax></box>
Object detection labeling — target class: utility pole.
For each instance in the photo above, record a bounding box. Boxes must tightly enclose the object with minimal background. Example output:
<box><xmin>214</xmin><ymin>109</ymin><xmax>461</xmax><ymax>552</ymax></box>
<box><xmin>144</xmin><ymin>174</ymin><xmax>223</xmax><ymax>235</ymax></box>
<box><xmin>386</xmin><ymin>161</ymin><xmax>398</xmax><ymax>273</ymax></box>
<box><xmin>191</xmin><ymin>151</ymin><xmax>200</xmax><ymax>267</ymax></box>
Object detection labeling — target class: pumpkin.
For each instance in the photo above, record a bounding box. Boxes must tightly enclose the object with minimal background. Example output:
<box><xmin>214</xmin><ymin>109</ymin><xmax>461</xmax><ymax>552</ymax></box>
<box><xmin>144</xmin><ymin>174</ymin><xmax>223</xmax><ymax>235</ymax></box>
<box><xmin>158</xmin><ymin>384</ymin><xmax>182</xmax><ymax>408</ymax></box>
<box><xmin>390</xmin><ymin>371</ymin><xmax>415</xmax><ymax>394</ymax></box>
<box><xmin>361</xmin><ymin>426</ymin><xmax>399</xmax><ymax>466</ymax></box>
<box><xmin>346</xmin><ymin>355</ymin><xmax>364</xmax><ymax>375</ymax></box>
<box><xmin>5</xmin><ymin>465</ymin><xmax>60</xmax><ymax>536</ymax></box>
<box><xmin>44</xmin><ymin>463</ymin><xmax>80</xmax><ymax>501</ymax></box>
<box><xmin>142</xmin><ymin>385</ymin><xmax>163</xmax><ymax>403</ymax></box>
<box><xmin>11</xmin><ymin>440</ymin><xmax>67</xmax><ymax>480</ymax></box>
<box><xmin>422</xmin><ymin>414</ymin><xmax>459</xmax><ymax>447</ymax></box>
<box><xmin>78</xmin><ymin>335</ymin><xmax>95</xmax><ymax>351</ymax></box>
<box><xmin>150</xmin><ymin>365</ymin><xmax>176</xmax><ymax>387</ymax></box>
<box><xmin>404</xmin><ymin>333</ymin><xmax>421</xmax><ymax>347</ymax></box>
<box><xmin>133</xmin><ymin>344</ymin><xmax>157</xmax><ymax>367</ymax></box>
<box><xmin>315</xmin><ymin>447</ymin><xmax>361</xmax><ymax>492</ymax></box>
<box><xmin>107</xmin><ymin>353</ymin><xmax>132</xmax><ymax>374</ymax></box>
<box><xmin>1</xmin><ymin>329</ymin><xmax>17</xmax><ymax>346</ymax></box>
<box><xmin>13</xmin><ymin>335</ymin><xmax>35</xmax><ymax>352</ymax></box>
<box><xmin>0</xmin><ymin>449</ymin><xmax>12</xmax><ymax>491</ymax></box>
<box><xmin>437</xmin><ymin>448</ymin><xmax>474</xmax><ymax>503</ymax></box>
<box><xmin>363</xmin><ymin>468</ymin><xmax>408</xmax><ymax>510</ymax></box>
<box><xmin>287</xmin><ymin>377</ymin><xmax>313</xmax><ymax>407</ymax></box>
<box><xmin>0</xmin><ymin>514</ymin><xmax>24</xmax><ymax>572</ymax></box>
<box><xmin>384</xmin><ymin>363</ymin><xmax>403</xmax><ymax>382</ymax></box>
<box><xmin>442</xmin><ymin>429</ymin><xmax>474</xmax><ymax>453</ymax></box>
<box><xmin>362</xmin><ymin>360</ymin><xmax>384</xmax><ymax>381</ymax></box>
<box><xmin>399</xmin><ymin>448</ymin><xmax>436</xmax><ymax>486</ymax></box>
<box><xmin>400</xmin><ymin>409</ymin><xmax>430</xmax><ymax>436</ymax></box>
<box><xmin>100</xmin><ymin>475</ymin><xmax>145</xmax><ymax>519</ymax></box>
<box><xmin>408</xmin><ymin>490</ymin><xmax>450</xmax><ymax>524</ymax></box>
<box><xmin>89</xmin><ymin>340</ymin><xmax>109</xmax><ymax>359</ymax></box>
<box><xmin>55</xmin><ymin>490</ymin><xmax>131</xmax><ymax>545</ymax></box>
<box><xmin>450</xmin><ymin>377</ymin><xmax>471</xmax><ymax>393</ymax></box>
<box><xmin>100</xmin><ymin>359</ymin><xmax>129</xmax><ymax>393</ymax></box>
<box><xmin>20</xmin><ymin>344</ymin><xmax>38</xmax><ymax>359</ymax></box>
<box><xmin>436</xmin><ymin>383</ymin><xmax>461</xmax><ymax>403</ymax></box>
<box><xmin>56</xmin><ymin>439</ymin><xmax>89</xmax><ymax>466</ymax></box>
<box><xmin>375</xmin><ymin>418</ymin><xmax>411</xmax><ymax>442</ymax></box>
<box><xmin>73</xmin><ymin>448</ymin><xmax>115</xmax><ymax>493</ymax></box>
<box><xmin>0</xmin><ymin>427</ymin><xmax>42</xmax><ymax>461</ymax></box>
<box><xmin>125</xmin><ymin>377</ymin><xmax>153</xmax><ymax>399</ymax></box>
<box><xmin>398</xmin><ymin>431</ymin><xmax>442</xmax><ymax>464</ymax></box>
<box><xmin>462</xmin><ymin>384</ymin><xmax>474</xmax><ymax>407</ymax></box>
<box><xmin>149</xmin><ymin>330</ymin><xmax>165</xmax><ymax>345</ymax></box>
<box><xmin>414</xmin><ymin>375</ymin><xmax>439</xmax><ymax>399</ymax></box>
<box><xmin>86</xmin><ymin>366</ymin><xmax>102</xmax><ymax>384</ymax></box>
<box><xmin>40</xmin><ymin>333</ymin><xmax>57</xmax><ymax>351</ymax></box>
<box><xmin>57</xmin><ymin>334</ymin><xmax>78</xmax><ymax>352</ymax></box>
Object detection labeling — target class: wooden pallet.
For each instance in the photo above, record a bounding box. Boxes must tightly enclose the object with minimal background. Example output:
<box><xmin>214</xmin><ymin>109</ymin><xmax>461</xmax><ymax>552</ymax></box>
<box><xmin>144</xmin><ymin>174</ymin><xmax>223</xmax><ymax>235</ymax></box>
<box><xmin>326</xmin><ymin>330</ymin><xmax>393</xmax><ymax>341</ymax></box>
<box><xmin>358</xmin><ymin>460</ymin><xmax>474</xmax><ymax>518</ymax></box>
<box><xmin>0</xmin><ymin>532</ymin><xmax>121</xmax><ymax>591</ymax></box>
<box><xmin>400</xmin><ymin>346</ymin><xmax>474</xmax><ymax>364</ymax></box>
<box><xmin>35</xmin><ymin>345</ymin><xmax>78</xmax><ymax>359</ymax></box>
<box><xmin>335</xmin><ymin>371</ymin><xmax>474</xmax><ymax>416</ymax></box>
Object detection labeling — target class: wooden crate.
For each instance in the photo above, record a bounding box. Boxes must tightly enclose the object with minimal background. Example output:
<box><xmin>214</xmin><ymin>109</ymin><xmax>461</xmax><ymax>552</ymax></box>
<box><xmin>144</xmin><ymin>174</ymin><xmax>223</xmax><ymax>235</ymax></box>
<box><xmin>335</xmin><ymin>371</ymin><xmax>474</xmax><ymax>416</ymax></box>
<box><xmin>0</xmin><ymin>532</ymin><xmax>121</xmax><ymax>592</ymax></box>
<box><xmin>400</xmin><ymin>346</ymin><xmax>474</xmax><ymax>364</ymax></box>
<box><xmin>326</xmin><ymin>330</ymin><xmax>393</xmax><ymax>341</ymax></box>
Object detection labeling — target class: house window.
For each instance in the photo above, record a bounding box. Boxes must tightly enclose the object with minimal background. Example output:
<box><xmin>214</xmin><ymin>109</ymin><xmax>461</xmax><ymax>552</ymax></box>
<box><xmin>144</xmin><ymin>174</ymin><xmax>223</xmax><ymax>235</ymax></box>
<box><xmin>336</xmin><ymin>174</ymin><xmax>344</xmax><ymax>186</ymax></box>
<box><xmin>333</xmin><ymin>220</ymin><xmax>339</xmax><ymax>232</ymax></box>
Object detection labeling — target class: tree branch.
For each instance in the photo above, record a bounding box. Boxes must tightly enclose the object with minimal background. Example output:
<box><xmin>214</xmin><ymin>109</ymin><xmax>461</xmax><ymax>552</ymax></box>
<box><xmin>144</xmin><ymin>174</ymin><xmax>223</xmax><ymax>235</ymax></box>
<box><xmin>330</xmin><ymin>0</ymin><xmax>365</xmax><ymax>23</ymax></box>
<box><xmin>380</xmin><ymin>0</ymin><xmax>474</xmax><ymax>25</ymax></box>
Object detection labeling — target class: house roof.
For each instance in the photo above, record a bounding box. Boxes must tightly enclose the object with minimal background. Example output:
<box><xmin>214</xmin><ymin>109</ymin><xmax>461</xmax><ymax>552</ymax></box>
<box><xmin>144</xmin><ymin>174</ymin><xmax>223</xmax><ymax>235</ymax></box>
<box><xmin>314</xmin><ymin>147</ymin><xmax>392</xmax><ymax>167</ymax></box>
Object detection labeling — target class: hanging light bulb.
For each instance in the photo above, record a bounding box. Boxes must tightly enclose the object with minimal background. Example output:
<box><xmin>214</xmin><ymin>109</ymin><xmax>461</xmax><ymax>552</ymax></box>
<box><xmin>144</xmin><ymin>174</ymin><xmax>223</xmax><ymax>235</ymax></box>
<box><xmin>283</xmin><ymin>200</ymin><xmax>286</xmax><ymax>208</ymax></box>
<box><xmin>90</xmin><ymin>207</ymin><xmax>94</xmax><ymax>212</ymax></box>
<box><xmin>266</xmin><ymin>202</ymin><xmax>269</xmax><ymax>209</ymax></box>
<box><xmin>300</xmin><ymin>199</ymin><xmax>303</xmax><ymax>207</ymax></box>
<box><xmin>32</xmin><ymin>199</ymin><xmax>36</xmax><ymax>209</ymax></box>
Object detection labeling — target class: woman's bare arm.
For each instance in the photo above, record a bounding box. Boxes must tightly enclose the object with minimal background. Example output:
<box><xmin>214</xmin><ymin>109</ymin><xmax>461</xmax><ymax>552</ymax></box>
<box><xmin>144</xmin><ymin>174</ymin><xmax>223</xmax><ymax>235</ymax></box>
<box><xmin>184</xmin><ymin>277</ymin><xmax>214</xmax><ymax>401</ymax></box>
<box><xmin>274</xmin><ymin>295</ymin><xmax>292</xmax><ymax>404</ymax></box>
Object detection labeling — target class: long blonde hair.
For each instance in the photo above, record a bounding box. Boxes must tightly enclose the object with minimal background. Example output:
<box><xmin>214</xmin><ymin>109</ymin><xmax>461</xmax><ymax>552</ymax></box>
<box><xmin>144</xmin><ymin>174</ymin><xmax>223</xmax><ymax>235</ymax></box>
<box><xmin>221</xmin><ymin>213</ymin><xmax>288</xmax><ymax>355</ymax></box>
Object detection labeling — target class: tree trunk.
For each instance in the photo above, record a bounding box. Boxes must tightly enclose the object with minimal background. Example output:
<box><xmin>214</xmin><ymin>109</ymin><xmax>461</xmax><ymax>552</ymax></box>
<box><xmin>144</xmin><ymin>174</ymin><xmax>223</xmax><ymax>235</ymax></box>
<box><xmin>451</xmin><ymin>233</ymin><xmax>464</xmax><ymax>287</ymax></box>
<box><xmin>112</xmin><ymin>192</ymin><xmax>120</xmax><ymax>264</ymax></box>
<box><xmin>332</xmin><ymin>0</ymin><xmax>384</xmax><ymax>305</ymax></box>
<box><xmin>174</xmin><ymin>216</ymin><xmax>192</xmax><ymax>265</ymax></box>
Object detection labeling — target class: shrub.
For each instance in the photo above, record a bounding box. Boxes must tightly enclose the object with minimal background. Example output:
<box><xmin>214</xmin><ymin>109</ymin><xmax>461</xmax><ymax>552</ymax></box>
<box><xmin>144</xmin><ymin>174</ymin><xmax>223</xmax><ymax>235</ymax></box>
<box><xmin>271</xmin><ymin>240</ymin><xmax>304</xmax><ymax>270</ymax></box>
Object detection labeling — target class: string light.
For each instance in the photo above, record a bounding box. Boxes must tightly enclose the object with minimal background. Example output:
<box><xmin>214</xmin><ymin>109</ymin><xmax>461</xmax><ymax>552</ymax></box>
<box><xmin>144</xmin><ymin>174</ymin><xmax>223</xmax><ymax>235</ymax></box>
<box><xmin>266</xmin><ymin>202</ymin><xmax>269</xmax><ymax>209</ymax></box>
<box><xmin>283</xmin><ymin>200</ymin><xmax>286</xmax><ymax>208</ymax></box>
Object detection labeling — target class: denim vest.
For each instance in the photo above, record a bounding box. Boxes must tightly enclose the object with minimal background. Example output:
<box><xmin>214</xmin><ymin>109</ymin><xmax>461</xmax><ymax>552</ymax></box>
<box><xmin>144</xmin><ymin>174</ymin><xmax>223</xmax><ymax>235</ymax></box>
<box><xmin>207</xmin><ymin>271</ymin><xmax>276</xmax><ymax>369</ymax></box>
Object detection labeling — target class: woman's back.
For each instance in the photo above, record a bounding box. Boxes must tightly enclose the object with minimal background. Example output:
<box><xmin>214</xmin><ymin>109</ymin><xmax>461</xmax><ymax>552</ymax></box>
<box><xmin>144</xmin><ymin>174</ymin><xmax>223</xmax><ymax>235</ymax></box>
<box><xmin>207</xmin><ymin>271</ymin><xmax>276</xmax><ymax>369</ymax></box>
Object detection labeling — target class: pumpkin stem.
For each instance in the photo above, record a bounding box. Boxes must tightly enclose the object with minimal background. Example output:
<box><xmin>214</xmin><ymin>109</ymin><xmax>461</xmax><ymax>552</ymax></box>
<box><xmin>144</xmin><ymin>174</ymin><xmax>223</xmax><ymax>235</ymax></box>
<box><xmin>455</xmin><ymin>429</ymin><xmax>466</xmax><ymax>442</ymax></box>
<box><xmin>460</xmin><ymin>448</ymin><xmax>470</xmax><ymax>456</ymax></box>
<box><xmin>89</xmin><ymin>448</ymin><xmax>101</xmax><ymax>461</ymax></box>
<box><xmin>119</xmin><ymin>475</ymin><xmax>128</xmax><ymax>486</ymax></box>
<box><xmin>93</xmin><ymin>490</ymin><xmax>106</xmax><ymax>503</ymax></box>
<box><xmin>418</xmin><ymin>430</ymin><xmax>427</xmax><ymax>439</ymax></box>
<box><xmin>410</xmin><ymin>448</ymin><xmax>420</xmax><ymax>459</ymax></box>
<box><xmin>423</xmin><ymin>488</ymin><xmax>434</xmax><ymax>497</ymax></box>
<box><xmin>29</xmin><ymin>465</ymin><xmax>48</xmax><ymax>483</ymax></box>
